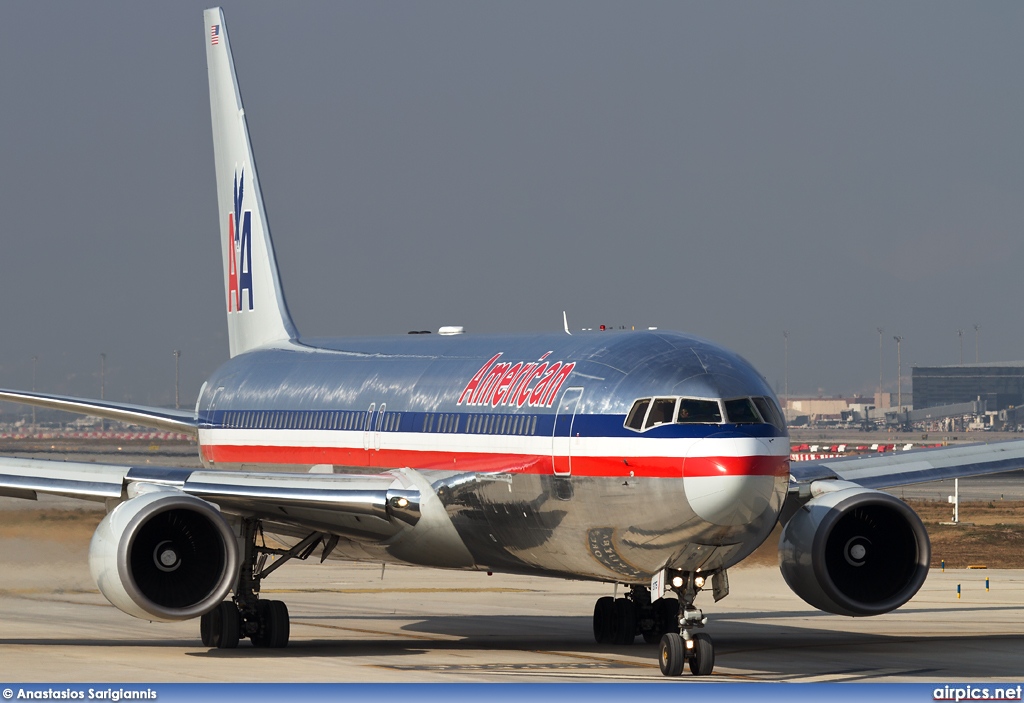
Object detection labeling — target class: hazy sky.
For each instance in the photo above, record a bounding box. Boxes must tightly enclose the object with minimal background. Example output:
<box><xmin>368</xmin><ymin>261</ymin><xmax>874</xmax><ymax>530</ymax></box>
<box><xmin>2</xmin><ymin>2</ymin><xmax>1023</xmax><ymax>411</ymax></box>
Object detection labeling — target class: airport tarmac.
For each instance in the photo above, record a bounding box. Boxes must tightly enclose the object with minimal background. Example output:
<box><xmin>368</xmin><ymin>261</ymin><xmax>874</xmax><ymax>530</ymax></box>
<box><xmin>0</xmin><ymin>542</ymin><xmax>1020</xmax><ymax>684</ymax></box>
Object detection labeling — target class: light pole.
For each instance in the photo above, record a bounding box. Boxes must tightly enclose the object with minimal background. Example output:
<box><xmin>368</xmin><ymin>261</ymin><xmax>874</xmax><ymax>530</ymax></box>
<box><xmin>877</xmin><ymin>327</ymin><xmax>884</xmax><ymax>406</ymax></box>
<box><xmin>974</xmin><ymin>324</ymin><xmax>981</xmax><ymax>363</ymax></box>
<box><xmin>957</xmin><ymin>329</ymin><xmax>963</xmax><ymax>365</ymax></box>
<box><xmin>782</xmin><ymin>330</ymin><xmax>789</xmax><ymax>419</ymax></box>
<box><xmin>100</xmin><ymin>352</ymin><xmax>106</xmax><ymax>431</ymax></box>
<box><xmin>173</xmin><ymin>350</ymin><xmax>181</xmax><ymax>410</ymax></box>
<box><xmin>31</xmin><ymin>355</ymin><xmax>38</xmax><ymax>431</ymax></box>
<box><xmin>893</xmin><ymin>335</ymin><xmax>903</xmax><ymax>411</ymax></box>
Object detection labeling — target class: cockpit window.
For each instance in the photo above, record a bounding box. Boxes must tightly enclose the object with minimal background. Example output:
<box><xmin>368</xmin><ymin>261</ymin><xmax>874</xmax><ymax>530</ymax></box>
<box><xmin>625</xmin><ymin>399</ymin><xmax>650</xmax><ymax>430</ymax></box>
<box><xmin>677</xmin><ymin>398</ymin><xmax>722</xmax><ymax>423</ymax></box>
<box><xmin>724</xmin><ymin>397</ymin><xmax>762</xmax><ymax>424</ymax></box>
<box><xmin>627</xmin><ymin>395</ymin><xmax>780</xmax><ymax>430</ymax></box>
<box><xmin>644</xmin><ymin>398</ymin><xmax>677</xmax><ymax>429</ymax></box>
<box><xmin>753</xmin><ymin>396</ymin><xmax>786</xmax><ymax>431</ymax></box>
<box><xmin>625</xmin><ymin>396</ymin><xmax>726</xmax><ymax>431</ymax></box>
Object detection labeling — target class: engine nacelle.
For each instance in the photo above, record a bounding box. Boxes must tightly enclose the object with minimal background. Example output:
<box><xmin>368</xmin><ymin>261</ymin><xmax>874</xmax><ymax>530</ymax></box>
<box><xmin>779</xmin><ymin>483</ymin><xmax>930</xmax><ymax>617</ymax></box>
<box><xmin>89</xmin><ymin>490</ymin><xmax>239</xmax><ymax>622</ymax></box>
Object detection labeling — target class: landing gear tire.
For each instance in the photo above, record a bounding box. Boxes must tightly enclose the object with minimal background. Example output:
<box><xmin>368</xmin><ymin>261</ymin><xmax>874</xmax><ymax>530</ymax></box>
<box><xmin>688</xmin><ymin>632</ymin><xmax>714</xmax><ymax>676</ymax></box>
<box><xmin>201</xmin><ymin>601</ymin><xmax>240</xmax><ymax>649</ymax></box>
<box><xmin>251</xmin><ymin>599</ymin><xmax>290</xmax><ymax>648</ymax></box>
<box><xmin>643</xmin><ymin>597</ymin><xmax>678</xmax><ymax>643</ymax></box>
<box><xmin>593</xmin><ymin>596</ymin><xmax>615</xmax><ymax>644</ymax></box>
<box><xmin>200</xmin><ymin>611</ymin><xmax>213</xmax><ymax>647</ymax></box>
<box><xmin>612</xmin><ymin>597</ymin><xmax>636</xmax><ymax>645</ymax></box>
<box><xmin>658</xmin><ymin>633</ymin><xmax>684</xmax><ymax>676</ymax></box>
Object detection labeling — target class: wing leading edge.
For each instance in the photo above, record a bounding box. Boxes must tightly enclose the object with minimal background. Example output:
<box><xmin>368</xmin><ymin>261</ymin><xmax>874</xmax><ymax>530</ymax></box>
<box><xmin>0</xmin><ymin>389</ymin><xmax>197</xmax><ymax>436</ymax></box>
<box><xmin>0</xmin><ymin>457</ymin><xmax>420</xmax><ymax>541</ymax></box>
<box><xmin>789</xmin><ymin>439</ymin><xmax>1024</xmax><ymax>490</ymax></box>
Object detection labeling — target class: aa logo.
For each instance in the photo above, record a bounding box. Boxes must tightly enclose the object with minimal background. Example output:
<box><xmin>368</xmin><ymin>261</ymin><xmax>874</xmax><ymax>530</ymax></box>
<box><xmin>227</xmin><ymin>169</ymin><xmax>254</xmax><ymax>312</ymax></box>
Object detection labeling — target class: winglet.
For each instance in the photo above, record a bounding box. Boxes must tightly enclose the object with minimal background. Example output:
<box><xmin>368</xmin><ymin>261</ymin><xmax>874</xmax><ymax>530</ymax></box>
<box><xmin>205</xmin><ymin>7</ymin><xmax>299</xmax><ymax>357</ymax></box>
<box><xmin>563</xmin><ymin>311</ymin><xmax>572</xmax><ymax>336</ymax></box>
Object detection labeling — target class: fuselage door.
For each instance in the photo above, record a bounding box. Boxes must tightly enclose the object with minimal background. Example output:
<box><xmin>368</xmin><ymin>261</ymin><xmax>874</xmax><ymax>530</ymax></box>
<box><xmin>374</xmin><ymin>402</ymin><xmax>386</xmax><ymax>451</ymax></box>
<box><xmin>362</xmin><ymin>402</ymin><xmax>376</xmax><ymax>451</ymax></box>
<box><xmin>206</xmin><ymin>385</ymin><xmax>225</xmax><ymax>429</ymax></box>
<box><xmin>202</xmin><ymin>385</ymin><xmax>226</xmax><ymax>467</ymax></box>
<box><xmin>552</xmin><ymin>387</ymin><xmax>584</xmax><ymax>476</ymax></box>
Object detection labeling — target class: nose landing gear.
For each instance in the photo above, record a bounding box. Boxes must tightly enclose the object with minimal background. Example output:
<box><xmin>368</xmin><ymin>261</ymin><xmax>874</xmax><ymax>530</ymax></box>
<box><xmin>657</xmin><ymin>570</ymin><xmax>718</xmax><ymax>677</ymax></box>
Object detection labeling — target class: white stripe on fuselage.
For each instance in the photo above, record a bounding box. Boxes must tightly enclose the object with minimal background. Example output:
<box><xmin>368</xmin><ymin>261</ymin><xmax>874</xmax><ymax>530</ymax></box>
<box><xmin>197</xmin><ymin>428</ymin><xmax>788</xmax><ymax>458</ymax></box>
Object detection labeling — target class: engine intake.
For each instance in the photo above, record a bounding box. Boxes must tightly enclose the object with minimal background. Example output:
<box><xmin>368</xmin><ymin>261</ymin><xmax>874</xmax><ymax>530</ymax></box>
<box><xmin>779</xmin><ymin>484</ymin><xmax>930</xmax><ymax>617</ymax></box>
<box><xmin>89</xmin><ymin>490</ymin><xmax>239</xmax><ymax>622</ymax></box>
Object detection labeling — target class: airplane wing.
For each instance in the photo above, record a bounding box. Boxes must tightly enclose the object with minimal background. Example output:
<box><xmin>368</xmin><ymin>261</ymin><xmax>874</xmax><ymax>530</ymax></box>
<box><xmin>0</xmin><ymin>388</ymin><xmax>197</xmax><ymax>436</ymax></box>
<box><xmin>0</xmin><ymin>457</ymin><xmax>420</xmax><ymax>540</ymax></box>
<box><xmin>788</xmin><ymin>439</ymin><xmax>1024</xmax><ymax>490</ymax></box>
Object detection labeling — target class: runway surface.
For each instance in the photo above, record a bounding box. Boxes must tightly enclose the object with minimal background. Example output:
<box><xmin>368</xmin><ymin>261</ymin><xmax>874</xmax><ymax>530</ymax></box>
<box><xmin>0</xmin><ymin>536</ymin><xmax>1020</xmax><ymax>683</ymax></box>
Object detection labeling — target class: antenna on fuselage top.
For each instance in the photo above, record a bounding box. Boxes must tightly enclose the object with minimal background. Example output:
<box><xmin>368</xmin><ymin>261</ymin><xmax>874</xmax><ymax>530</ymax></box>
<box><xmin>563</xmin><ymin>311</ymin><xmax>572</xmax><ymax>336</ymax></box>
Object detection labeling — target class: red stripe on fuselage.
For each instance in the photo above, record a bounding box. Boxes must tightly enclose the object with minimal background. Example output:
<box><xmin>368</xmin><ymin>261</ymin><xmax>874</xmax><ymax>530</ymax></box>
<box><xmin>683</xmin><ymin>455</ymin><xmax>788</xmax><ymax>478</ymax></box>
<box><xmin>200</xmin><ymin>444</ymin><xmax>789</xmax><ymax>479</ymax></box>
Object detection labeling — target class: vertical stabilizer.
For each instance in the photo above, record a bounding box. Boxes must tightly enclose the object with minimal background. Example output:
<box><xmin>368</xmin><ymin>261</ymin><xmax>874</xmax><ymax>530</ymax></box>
<box><xmin>205</xmin><ymin>8</ymin><xmax>298</xmax><ymax>357</ymax></box>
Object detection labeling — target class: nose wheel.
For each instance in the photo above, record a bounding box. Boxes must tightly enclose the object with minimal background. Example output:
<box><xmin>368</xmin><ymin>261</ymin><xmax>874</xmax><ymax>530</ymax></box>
<box><xmin>656</xmin><ymin>570</ymin><xmax>719</xmax><ymax>677</ymax></box>
<box><xmin>659</xmin><ymin>631</ymin><xmax>714</xmax><ymax>676</ymax></box>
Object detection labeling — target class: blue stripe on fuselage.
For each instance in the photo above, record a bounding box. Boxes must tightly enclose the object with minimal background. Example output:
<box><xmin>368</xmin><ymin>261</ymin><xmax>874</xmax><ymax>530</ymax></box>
<box><xmin>200</xmin><ymin>408</ymin><xmax>785</xmax><ymax>440</ymax></box>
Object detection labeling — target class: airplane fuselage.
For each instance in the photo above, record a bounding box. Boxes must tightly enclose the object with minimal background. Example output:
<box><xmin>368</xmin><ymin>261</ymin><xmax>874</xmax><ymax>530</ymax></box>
<box><xmin>195</xmin><ymin>330</ymin><xmax>790</xmax><ymax>584</ymax></box>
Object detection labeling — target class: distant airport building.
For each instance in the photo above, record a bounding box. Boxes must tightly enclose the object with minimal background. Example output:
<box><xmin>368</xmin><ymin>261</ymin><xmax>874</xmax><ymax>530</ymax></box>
<box><xmin>912</xmin><ymin>362</ymin><xmax>1024</xmax><ymax>411</ymax></box>
<box><xmin>784</xmin><ymin>396</ymin><xmax>875</xmax><ymax>426</ymax></box>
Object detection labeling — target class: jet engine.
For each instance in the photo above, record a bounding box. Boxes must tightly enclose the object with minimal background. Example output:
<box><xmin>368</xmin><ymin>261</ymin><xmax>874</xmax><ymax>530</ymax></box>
<box><xmin>89</xmin><ymin>490</ymin><xmax>239</xmax><ymax>622</ymax></box>
<box><xmin>778</xmin><ymin>482</ymin><xmax>929</xmax><ymax>617</ymax></box>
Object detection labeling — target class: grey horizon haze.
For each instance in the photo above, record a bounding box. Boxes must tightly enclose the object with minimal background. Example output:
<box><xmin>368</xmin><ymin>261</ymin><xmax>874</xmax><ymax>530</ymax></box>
<box><xmin>1</xmin><ymin>2</ymin><xmax>1022</xmax><ymax>413</ymax></box>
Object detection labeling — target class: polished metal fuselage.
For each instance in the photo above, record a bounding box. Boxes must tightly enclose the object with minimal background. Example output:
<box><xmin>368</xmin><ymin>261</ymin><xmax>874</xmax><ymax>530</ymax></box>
<box><xmin>196</xmin><ymin>330</ymin><xmax>790</xmax><ymax>584</ymax></box>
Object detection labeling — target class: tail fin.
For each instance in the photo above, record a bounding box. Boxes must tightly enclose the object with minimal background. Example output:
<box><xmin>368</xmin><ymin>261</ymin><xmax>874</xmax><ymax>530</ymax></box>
<box><xmin>205</xmin><ymin>7</ymin><xmax>298</xmax><ymax>357</ymax></box>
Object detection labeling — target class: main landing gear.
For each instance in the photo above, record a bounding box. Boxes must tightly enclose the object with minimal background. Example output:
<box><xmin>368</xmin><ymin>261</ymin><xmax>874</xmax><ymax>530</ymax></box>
<box><xmin>591</xmin><ymin>572</ymin><xmax>719</xmax><ymax>677</ymax></box>
<box><xmin>592</xmin><ymin>585</ymin><xmax>679</xmax><ymax>646</ymax></box>
<box><xmin>200</xmin><ymin>518</ymin><xmax>330</xmax><ymax>649</ymax></box>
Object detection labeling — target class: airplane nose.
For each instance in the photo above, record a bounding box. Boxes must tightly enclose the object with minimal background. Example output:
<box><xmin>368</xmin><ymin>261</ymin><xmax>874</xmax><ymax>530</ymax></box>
<box><xmin>682</xmin><ymin>435</ymin><xmax>788</xmax><ymax>527</ymax></box>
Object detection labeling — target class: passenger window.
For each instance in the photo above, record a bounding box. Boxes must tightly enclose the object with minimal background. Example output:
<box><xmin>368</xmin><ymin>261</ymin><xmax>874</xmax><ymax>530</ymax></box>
<box><xmin>753</xmin><ymin>397</ymin><xmax>786</xmax><ymax>431</ymax></box>
<box><xmin>724</xmin><ymin>398</ymin><xmax>762</xmax><ymax>424</ymax></box>
<box><xmin>676</xmin><ymin>398</ymin><xmax>722</xmax><ymax>423</ymax></box>
<box><xmin>644</xmin><ymin>398</ymin><xmax>677</xmax><ymax>429</ymax></box>
<box><xmin>625</xmin><ymin>399</ymin><xmax>651</xmax><ymax>431</ymax></box>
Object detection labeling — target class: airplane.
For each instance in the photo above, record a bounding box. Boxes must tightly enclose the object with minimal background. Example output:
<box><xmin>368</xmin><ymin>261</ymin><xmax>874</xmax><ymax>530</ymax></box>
<box><xmin>3</xmin><ymin>6</ymin><xmax>1024</xmax><ymax>678</ymax></box>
